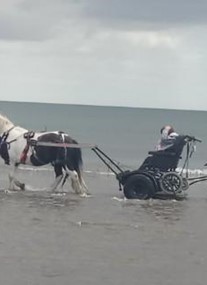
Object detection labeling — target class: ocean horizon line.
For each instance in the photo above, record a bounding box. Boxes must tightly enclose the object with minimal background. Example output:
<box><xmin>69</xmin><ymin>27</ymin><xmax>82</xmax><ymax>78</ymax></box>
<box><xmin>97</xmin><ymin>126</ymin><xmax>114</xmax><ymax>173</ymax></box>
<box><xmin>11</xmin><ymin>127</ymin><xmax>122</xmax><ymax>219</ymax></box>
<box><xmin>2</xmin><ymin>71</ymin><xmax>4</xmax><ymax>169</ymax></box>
<box><xmin>0</xmin><ymin>100</ymin><xmax>206</xmax><ymax>113</ymax></box>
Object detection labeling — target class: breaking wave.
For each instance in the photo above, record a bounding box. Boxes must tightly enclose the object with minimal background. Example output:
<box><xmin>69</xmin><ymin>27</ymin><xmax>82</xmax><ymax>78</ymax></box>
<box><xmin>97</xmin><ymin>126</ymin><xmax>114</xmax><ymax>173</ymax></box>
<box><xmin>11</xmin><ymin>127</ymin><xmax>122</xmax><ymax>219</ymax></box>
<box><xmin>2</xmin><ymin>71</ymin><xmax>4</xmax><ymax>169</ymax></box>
<box><xmin>16</xmin><ymin>165</ymin><xmax>207</xmax><ymax>178</ymax></box>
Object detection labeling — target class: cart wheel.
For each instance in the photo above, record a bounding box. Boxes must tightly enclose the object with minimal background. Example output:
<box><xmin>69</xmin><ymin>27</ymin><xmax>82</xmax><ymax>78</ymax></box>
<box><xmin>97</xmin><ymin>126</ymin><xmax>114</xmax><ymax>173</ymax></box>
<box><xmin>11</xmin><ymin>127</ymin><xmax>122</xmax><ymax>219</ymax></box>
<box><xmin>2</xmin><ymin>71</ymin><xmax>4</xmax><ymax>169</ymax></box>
<box><xmin>123</xmin><ymin>174</ymin><xmax>155</xmax><ymax>199</ymax></box>
<box><xmin>181</xmin><ymin>177</ymin><xmax>189</xmax><ymax>191</ymax></box>
<box><xmin>159</xmin><ymin>172</ymin><xmax>182</xmax><ymax>194</ymax></box>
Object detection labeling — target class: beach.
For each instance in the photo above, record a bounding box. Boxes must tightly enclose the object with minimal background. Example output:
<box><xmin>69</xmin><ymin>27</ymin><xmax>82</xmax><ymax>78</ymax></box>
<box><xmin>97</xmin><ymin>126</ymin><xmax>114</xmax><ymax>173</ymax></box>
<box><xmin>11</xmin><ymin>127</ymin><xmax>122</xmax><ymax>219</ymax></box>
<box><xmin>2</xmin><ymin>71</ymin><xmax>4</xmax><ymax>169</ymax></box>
<box><xmin>0</xmin><ymin>163</ymin><xmax>207</xmax><ymax>284</ymax></box>
<box><xmin>1</xmin><ymin>101</ymin><xmax>207</xmax><ymax>284</ymax></box>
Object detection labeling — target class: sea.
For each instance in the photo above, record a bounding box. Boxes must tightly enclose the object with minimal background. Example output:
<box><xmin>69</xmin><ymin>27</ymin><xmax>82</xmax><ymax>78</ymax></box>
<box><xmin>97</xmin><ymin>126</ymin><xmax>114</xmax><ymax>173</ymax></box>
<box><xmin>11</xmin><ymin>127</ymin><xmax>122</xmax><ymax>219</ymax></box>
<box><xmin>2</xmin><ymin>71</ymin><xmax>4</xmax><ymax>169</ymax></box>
<box><xmin>0</xmin><ymin>100</ymin><xmax>207</xmax><ymax>285</ymax></box>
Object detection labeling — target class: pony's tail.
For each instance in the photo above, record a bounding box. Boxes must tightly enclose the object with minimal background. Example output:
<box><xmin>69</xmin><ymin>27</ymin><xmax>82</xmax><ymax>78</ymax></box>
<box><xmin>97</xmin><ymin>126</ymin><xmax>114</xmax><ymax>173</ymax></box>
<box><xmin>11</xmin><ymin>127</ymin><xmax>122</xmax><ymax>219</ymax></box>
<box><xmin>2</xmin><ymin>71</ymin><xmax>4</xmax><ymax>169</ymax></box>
<box><xmin>73</xmin><ymin>147</ymin><xmax>83</xmax><ymax>181</ymax></box>
<box><xmin>66</xmin><ymin>139</ymin><xmax>88</xmax><ymax>195</ymax></box>
<box><xmin>67</xmin><ymin>140</ymin><xmax>83</xmax><ymax>180</ymax></box>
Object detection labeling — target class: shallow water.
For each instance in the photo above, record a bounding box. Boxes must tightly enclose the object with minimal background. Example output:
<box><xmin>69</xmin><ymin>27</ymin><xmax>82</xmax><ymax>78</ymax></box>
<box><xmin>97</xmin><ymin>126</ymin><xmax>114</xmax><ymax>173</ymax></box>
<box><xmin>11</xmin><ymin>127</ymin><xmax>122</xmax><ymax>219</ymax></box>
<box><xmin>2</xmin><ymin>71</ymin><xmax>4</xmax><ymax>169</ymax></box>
<box><xmin>1</xmin><ymin>165</ymin><xmax>207</xmax><ymax>285</ymax></box>
<box><xmin>1</xmin><ymin>102</ymin><xmax>207</xmax><ymax>284</ymax></box>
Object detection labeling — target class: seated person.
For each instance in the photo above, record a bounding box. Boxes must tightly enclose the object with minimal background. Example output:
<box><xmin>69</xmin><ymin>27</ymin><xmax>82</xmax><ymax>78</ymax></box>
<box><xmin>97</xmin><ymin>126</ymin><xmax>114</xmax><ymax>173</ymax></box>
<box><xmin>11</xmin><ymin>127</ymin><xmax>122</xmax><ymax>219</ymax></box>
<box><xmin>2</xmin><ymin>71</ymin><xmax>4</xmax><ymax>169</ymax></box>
<box><xmin>139</xmin><ymin>125</ymin><xmax>186</xmax><ymax>171</ymax></box>
<box><xmin>155</xmin><ymin>125</ymin><xmax>179</xmax><ymax>151</ymax></box>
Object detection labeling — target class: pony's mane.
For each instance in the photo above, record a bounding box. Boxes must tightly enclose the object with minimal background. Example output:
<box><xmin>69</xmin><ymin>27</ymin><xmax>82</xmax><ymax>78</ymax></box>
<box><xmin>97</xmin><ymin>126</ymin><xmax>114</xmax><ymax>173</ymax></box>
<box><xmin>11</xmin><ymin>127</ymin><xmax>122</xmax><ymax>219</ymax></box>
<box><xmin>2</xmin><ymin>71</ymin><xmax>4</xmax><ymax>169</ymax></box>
<box><xmin>0</xmin><ymin>113</ymin><xmax>12</xmax><ymax>123</ymax></box>
<box><xmin>0</xmin><ymin>113</ymin><xmax>14</xmax><ymax>132</ymax></box>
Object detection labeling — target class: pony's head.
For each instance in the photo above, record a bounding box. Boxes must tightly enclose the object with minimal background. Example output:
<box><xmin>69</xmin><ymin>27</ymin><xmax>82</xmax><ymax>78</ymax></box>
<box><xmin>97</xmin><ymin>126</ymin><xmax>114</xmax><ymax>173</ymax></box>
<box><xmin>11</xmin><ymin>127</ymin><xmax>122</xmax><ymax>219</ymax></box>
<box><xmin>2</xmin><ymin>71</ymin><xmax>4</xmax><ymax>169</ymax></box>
<box><xmin>0</xmin><ymin>113</ymin><xmax>14</xmax><ymax>134</ymax></box>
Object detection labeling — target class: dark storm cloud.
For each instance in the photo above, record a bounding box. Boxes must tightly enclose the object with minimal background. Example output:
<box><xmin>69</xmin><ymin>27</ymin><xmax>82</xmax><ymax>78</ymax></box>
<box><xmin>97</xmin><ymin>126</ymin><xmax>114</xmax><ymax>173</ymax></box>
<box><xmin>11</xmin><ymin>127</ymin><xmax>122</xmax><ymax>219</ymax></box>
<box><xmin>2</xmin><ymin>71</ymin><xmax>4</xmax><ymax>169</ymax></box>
<box><xmin>82</xmin><ymin>0</ymin><xmax>207</xmax><ymax>27</ymax></box>
<box><xmin>1</xmin><ymin>0</ymin><xmax>207</xmax><ymax>41</ymax></box>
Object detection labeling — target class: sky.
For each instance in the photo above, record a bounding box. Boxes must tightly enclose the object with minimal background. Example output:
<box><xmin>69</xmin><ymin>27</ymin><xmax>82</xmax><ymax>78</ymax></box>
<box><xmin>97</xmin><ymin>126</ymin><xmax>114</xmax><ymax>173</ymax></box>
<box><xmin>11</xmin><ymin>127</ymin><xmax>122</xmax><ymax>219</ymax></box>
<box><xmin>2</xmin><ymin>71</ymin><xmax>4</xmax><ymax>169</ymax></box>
<box><xmin>0</xmin><ymin>0</ymin><xmax>207</xmax><ymax>110</ymax></box>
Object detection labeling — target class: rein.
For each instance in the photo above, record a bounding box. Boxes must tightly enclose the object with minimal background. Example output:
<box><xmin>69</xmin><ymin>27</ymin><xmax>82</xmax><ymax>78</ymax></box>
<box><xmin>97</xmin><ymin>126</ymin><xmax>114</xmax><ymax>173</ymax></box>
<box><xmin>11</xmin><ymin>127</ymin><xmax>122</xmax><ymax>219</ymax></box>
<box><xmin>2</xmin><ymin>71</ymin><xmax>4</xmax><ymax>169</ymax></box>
<box><xmin>1</xmin><ymin>126</ymin><xmax>18</xmax><ymax>147</ymax></box>
<box><xmin>0</xmin><ymin>127</ymin><xmax>36</xmax><ymax>165</ymax></box>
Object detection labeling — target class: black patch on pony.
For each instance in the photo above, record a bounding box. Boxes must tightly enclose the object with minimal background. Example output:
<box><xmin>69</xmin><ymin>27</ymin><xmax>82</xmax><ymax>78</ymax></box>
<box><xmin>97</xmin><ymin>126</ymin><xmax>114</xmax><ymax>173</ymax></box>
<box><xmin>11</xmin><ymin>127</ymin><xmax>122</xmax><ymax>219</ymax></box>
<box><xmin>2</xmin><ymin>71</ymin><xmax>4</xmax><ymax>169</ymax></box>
<box><xmin>30</xmin><ymin>132</ymin><xmax>83</xmax><ymax>178</ymax></box>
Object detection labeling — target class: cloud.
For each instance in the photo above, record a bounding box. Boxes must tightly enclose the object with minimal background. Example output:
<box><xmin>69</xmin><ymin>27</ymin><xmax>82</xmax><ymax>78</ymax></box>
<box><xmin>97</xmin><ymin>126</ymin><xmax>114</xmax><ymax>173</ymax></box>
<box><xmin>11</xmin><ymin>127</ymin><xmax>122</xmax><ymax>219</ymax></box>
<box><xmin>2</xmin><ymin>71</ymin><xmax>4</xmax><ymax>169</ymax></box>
<box><xmin>82</xmin><ymin>0</ymin><xmax>207</xmax><ymax>28</ymax></box>
<box><xmin>0</xmin><ymin>0</ymin><xmax>207</xmax><ymax>110</ymax></box>
<box><xmin>1</xmin><ymin>0</ymin><xmax>207</xmax><ymax>42</ymax></box>
<box><xmin>0</xmin><ymin>0</ymin><xmax>82</xmax><ymax>41</ymax></box>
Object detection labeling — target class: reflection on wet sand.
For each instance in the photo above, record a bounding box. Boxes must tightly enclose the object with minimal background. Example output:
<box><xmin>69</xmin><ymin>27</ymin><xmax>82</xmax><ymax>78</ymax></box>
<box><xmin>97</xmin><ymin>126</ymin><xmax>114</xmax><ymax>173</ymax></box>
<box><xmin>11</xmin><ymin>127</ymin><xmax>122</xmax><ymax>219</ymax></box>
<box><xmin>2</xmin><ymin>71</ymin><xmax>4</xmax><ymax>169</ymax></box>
<box><xmin>140</xmin><ymin>199</ymin><xmax>188</xmax><ymax>223</ymax></box>
<box><xmin>122</xmin><ymin>198</ymin><xmax>188</xmax><ymax>224</ymax></box>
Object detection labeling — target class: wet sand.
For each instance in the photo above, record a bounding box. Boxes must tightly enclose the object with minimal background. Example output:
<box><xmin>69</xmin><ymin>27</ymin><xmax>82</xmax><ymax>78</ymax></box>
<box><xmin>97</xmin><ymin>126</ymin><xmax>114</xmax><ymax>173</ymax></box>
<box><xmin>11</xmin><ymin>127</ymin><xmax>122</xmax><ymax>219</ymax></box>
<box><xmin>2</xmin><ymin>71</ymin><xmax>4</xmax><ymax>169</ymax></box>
<box><xmin>0</xmin><ymin>165</ymin><xmax>207</xmax><ymax>285</ymax></box>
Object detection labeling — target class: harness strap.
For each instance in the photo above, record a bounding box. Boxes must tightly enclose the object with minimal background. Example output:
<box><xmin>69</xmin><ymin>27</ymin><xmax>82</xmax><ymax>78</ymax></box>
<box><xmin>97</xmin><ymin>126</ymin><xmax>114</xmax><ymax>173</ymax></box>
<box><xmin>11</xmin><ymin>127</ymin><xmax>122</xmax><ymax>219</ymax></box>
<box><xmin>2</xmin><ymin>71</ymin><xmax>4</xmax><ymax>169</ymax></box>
<box><xmin>20</xmin><ymin>144</ymin><xmax>30</xmax><ymax>164</ymax></box>
<box><xmin>56</xmin><ymin>132</ymin><xmax>67</xmax><ymax>164</ymax></box>
<box><xmin>19</xmin><ymin>131</ymin><xmax>36</xmax><ymax>164</ymax></box>
<box><xmin>0</xmin><ymin>128</ymin><xmax>16</xmax><ymax>165</ymax></box>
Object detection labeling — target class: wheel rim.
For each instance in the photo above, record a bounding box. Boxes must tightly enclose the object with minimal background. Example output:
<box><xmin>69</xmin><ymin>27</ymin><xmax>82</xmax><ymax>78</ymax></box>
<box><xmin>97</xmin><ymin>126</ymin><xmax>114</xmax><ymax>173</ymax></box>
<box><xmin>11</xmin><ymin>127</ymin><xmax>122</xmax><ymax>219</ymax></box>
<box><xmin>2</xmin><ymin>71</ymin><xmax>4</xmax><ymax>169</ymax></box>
<box><xmin>160</xmin><ymin>172</ymin><xmax>182</xmax><ymax>193</ymax></box>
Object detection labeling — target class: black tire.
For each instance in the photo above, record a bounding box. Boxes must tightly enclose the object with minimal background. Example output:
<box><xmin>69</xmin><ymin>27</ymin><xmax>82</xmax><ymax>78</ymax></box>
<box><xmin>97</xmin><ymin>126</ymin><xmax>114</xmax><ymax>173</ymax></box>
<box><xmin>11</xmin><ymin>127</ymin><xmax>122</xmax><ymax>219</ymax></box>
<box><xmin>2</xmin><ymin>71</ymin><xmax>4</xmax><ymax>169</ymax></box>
<box><xmin>123</xmin><ymin>174</ymin><xmax>155</xmax><ymax>199</ymax></box>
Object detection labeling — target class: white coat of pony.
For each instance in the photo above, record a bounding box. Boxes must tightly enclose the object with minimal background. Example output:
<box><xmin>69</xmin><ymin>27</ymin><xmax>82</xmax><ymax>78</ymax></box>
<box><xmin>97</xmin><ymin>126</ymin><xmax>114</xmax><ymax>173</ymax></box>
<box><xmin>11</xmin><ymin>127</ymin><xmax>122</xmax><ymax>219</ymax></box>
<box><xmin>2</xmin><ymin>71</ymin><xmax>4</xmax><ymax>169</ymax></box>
<box><xmin>0</xmin><ymin>113</ymin><xmax>88</xmax><ymax>196</ymax></box>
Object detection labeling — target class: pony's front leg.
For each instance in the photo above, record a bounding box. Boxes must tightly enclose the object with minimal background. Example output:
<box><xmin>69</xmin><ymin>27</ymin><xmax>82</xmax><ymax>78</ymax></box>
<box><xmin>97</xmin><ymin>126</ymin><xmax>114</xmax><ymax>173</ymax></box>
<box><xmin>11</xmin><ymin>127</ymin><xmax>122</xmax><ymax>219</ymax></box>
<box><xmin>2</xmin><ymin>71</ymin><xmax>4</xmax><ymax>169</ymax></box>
<box><xmin>50</xmin><ymin>175</ymin><xmax>63</xmax><ymax>192</ymax></box>
<box><xmin>50</xmin><ymin>164</ymin><xmax>64</xmax><ymax>192</ymax></box>
<box><xmin>8</xmin><ymin>164</ymin><xmax>25</xmax><ymax>191</ymax></box>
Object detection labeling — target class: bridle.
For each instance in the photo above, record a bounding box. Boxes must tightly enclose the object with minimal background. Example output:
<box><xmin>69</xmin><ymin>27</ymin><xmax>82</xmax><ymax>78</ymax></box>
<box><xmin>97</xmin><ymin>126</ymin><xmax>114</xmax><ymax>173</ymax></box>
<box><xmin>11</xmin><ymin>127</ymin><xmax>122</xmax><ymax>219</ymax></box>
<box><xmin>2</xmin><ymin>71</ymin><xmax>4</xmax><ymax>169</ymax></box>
<box><xmin>0</xmin><ymin>126</ymin><xmax>18</xmax><ymax>145</ymax></box>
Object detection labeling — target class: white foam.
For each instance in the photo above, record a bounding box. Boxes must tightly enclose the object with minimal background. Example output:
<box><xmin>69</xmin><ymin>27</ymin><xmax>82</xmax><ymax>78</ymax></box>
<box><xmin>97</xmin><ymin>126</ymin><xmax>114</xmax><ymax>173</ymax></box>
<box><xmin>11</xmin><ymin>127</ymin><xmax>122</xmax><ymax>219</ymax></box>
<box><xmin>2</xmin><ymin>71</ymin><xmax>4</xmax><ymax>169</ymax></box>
<box><xmin>11</xmin><ymin>165</ymin><xmax>207</xmax><ymax>179</ymax></box>
<box><xmin>177</xmin><ymin>167</ymin><xmax>207</xmax><ymax>177</ymax></box>
<box><xmin>112</xmin><ymin>196</ymin><xmax>126</xmax><ymax>202</ymax></box>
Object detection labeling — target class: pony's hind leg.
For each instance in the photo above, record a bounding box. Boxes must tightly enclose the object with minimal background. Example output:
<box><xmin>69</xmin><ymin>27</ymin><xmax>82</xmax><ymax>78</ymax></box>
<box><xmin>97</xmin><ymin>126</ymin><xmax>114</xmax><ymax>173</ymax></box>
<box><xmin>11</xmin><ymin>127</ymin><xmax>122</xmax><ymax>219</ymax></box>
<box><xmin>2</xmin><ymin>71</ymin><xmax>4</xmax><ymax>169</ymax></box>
<box><xmin>78</xmin><ymin>175</ymin><xmax>89</xmax><ymax>194</ymax></box>
<box><xmin>65</xmin><ymin>169</ymin><xmax>88</xmax><ymax>197</ymax></box>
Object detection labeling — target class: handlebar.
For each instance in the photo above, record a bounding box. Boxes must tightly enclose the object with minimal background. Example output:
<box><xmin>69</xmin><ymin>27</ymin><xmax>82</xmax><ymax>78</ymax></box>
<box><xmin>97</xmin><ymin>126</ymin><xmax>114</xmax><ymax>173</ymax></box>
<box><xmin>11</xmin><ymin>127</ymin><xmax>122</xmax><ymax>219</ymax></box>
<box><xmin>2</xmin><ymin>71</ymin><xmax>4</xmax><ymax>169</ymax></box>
<box><xmin>185</xmin><ymin>135</ymin><xmax>202</xmax><ymax>143</ymax></box>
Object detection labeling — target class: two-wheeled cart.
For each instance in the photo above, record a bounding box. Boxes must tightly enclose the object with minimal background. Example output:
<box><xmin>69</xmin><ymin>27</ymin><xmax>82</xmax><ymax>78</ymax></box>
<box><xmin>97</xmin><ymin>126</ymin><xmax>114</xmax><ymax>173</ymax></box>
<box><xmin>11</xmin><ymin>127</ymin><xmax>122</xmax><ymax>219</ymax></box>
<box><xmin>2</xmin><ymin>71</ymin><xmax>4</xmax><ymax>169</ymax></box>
<box><xmin>92</xmin><ymin>135</ymin><xmax>205</xmax><ymax>199</ymax></box>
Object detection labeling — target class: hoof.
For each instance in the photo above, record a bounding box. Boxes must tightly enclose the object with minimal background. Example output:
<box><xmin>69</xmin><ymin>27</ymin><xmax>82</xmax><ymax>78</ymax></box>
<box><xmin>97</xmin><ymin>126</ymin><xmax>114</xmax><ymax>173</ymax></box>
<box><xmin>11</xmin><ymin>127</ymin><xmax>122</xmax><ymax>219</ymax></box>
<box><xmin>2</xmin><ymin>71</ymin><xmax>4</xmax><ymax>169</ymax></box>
<box><xmin>19</xmin><ymin>183</ymin><xmax>25</xmax><ymax>191</ymax></box>
<box><xmin>80</xmin><ymin>192</ymin><xmax>90</xmax><ymax>198</ymax></box>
